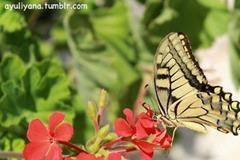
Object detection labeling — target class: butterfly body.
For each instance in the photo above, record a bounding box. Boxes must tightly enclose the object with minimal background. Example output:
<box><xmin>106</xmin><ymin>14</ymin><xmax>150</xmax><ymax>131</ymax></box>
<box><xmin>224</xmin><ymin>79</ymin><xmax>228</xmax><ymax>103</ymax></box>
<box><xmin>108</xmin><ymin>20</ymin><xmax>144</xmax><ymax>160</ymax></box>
<box><xmin>154</xmin><ymin>32</ymin><xmax>240</xmax><ymax>135</ymax></box>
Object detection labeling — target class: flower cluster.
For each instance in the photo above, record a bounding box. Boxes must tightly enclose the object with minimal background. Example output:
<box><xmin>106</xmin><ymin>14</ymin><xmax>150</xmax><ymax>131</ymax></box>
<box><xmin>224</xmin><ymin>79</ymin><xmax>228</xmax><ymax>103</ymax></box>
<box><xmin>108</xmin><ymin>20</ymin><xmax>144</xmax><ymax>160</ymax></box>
<box><xmin>23</xmin><ymin>90</ymin><xmax>172</xmax><ymax>160</ymax></box>
<box><xmin>114</xmin><ymin>108</ymin><xmax>172</xmax><ymax>160</ymax></box>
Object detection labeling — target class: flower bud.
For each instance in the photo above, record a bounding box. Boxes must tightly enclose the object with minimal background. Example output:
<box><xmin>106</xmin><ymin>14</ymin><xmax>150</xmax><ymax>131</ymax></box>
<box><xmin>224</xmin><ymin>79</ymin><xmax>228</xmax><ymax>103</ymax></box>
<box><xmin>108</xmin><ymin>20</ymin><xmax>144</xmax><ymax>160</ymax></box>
<box><xmin>87</xmin><ymin>101</ymin><xmax>97</xmax><ymax>120</ymax></box>
<box><xmin>104</xmin><ymin>132</ymin><xmax>117</xmax><ymax>141</ymax></box>
<box><xmin>87</xmin><ymin>137</ymin><xmax>101</xmax><ymax>153</ymax></box>
<box><xmin>98</xmin><ymin>124</ymin><xmax>110</xmax><ymax>139</ymax></box>
<box><xmin>86</xmin><ymin>136</ymin><xmax>96</xmax><ymax>147</ymax></box>
<box><xmin>98</xmin><ymin>89</ymin><xmax>107</xmax><ymax>110</ymax></box>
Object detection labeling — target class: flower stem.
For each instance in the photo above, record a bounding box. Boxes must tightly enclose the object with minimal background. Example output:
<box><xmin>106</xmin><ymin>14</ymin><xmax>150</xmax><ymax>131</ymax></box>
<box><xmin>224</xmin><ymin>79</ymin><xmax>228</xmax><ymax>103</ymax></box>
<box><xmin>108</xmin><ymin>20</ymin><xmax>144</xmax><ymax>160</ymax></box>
<box><xmin>102</xmin><ymin>137</ymin><xmax>124</xmax><ymax>148</ymax></box>
<box><xmin>109</xmin><ymin>146</ymin><xmax>137</xmax><ymax>154</ymax></box>
<box><xmin>58</xmin><ymin>141</ymin><xmax>87</xmax><ymax>154</ymax></box>
<box><xmin>94</xmin><ymin>119</ymin><xmax>100</xmax><ymax>132</ymax></box>
<box><xmin>118</xmin><ymin>146</ymin><xmax>136</xmax><ymax>153</ymax></box>
<box><xmin>0</xmin><ymin>151</ymin><xmax>23</xmax><ymax>159</ymax></box>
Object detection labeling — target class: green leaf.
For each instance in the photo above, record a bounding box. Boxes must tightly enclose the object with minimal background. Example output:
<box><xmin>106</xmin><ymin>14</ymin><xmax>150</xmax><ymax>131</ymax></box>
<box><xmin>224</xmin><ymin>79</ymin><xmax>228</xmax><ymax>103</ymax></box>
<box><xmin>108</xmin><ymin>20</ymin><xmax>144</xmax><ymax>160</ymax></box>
<box><xmin>0</xmin><ymin>80</ymin><xmax>35</xmax><ymax>127</ymax></box>
<box><xmin>152</xmin><ymin>7</ymin><xmax>177</xmax><ymax>26</ymax></box>
<box><xmin>39</xmin><ymin>41</ymin><xmax>54</xmax><ymax>57</ymax></box>
<box><xmin>65</xmin><ymin>1</ymin><xmax>141</xmax><ymax>105</ymax></box>
<box><xmin>0</xmin><ymin>29</ymin><xmax>39</xmax><ymax>62</ymax></box>
<box><xmin>142</xmin><ymin>0</ymin><xmax>230</xmax><ymax>51</ymax></box>
<box><xmin>23</xmin><ymin>60</ymin><xmax>71</xmax><ymax>110</ymax></box>
<box><xmin>0</xmin><ymin>54</ymin><xmax>26</xmax><ymax>82</ymax></box>
<box><xmin>92</xmin><ymin>1</ymin><xmax>137</xmax><ymax>62</ymax></box>
<box><xmin>0</xmin><ymin>10</ymin><xmax>26</xmax><ymax>32</ymax></box>
<box><xmin>12</xmin><ymin>138</ymin><xmax>25</xmax><ymax>152</ymax></box>
<box><xmin>142</xmin><ymin>0</ymin><xmax>164</xmax><ymax>27</ymax></box>
<box><xmin>200</xmin><ymin>9</ymin><xmax>229</xmax><ymax>47</ymax></box>
<box><xmin>230</xmin><ymin>43</ymin><xmax>240</xmax><ymax>87</ymax></box>
<box><xmin>197</xmin><ymin>0</ymin><xmax>227</xmax><ymax>9</ymax></box>
<box><xmin>0</xmin><ymin>55</ymin><xmax>72</xmax><ymax>127</ymax></box>
<box><xmin>51</xmin><ymin>26</ymin><xmax>67</xmax><ymax>45</ymax></box>
<box><xmin>229</xmin><ymin>10</ymin><xmax>240</xmax><ymax>87</ymax></box>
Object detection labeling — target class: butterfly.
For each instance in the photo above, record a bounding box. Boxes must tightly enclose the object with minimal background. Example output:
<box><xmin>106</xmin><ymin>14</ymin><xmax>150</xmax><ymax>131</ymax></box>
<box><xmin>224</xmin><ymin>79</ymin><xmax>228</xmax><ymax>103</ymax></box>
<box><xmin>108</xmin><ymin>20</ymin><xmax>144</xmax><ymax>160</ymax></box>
<box><xmin>153</xmin><ymin>32</ymin><xmax>240</xmax><ymax>135</ymax></box>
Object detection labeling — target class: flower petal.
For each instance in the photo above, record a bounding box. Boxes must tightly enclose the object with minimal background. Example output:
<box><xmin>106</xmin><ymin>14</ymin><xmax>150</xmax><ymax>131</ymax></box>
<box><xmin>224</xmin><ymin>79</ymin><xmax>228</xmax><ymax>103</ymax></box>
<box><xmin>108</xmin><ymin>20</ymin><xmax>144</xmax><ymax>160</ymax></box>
<box><xmin>63</xmin><ymin>158</ymin><xmax>74</xmax><ymax>160</ymax></box>
<box><xmin>77</xmin><ymin>152</ymin><xmax>103</xmax><ymax>160</ymax></box>
<box><xmin>108</xmin><ymin>152</ymin><xmax>122</xmax><ymax>160</ymax></box>
<box><xmin>153</xmin><ymin>129</ymin><xmax>166</xmax><ymax>141</ymax></box>
<box><xmin>138</xmin><ymin>113</ymin><xmax>155</xmax><ymax>128</ymax></box>
<box><xmin>46</xmin><ymin>143</ymin><xmax>62</xmax><ymax>160</ymax></box>
<box><xmin>153</xmin><ymin>130</ymin><xmax>172</xmax><ymax>149</ymax></box>
<box><xmin>123</xmin><ymin>108</ymin><xmax>135</xmax><ymax>125</ymax></box>
<box><xmin>133</xmin><ymin>140</ymin><xmax>154</xmax><ymax>160</ymax></box>
<box><xmin>54</xmin><ymin>123</ymin><xmax>73</xmax><ymax>141</ymax></box>
<box><xmin>139</xmin><ymin>150</ymin><xmax>153</xmax><ymax>160</ymax></box>
<box><xmin>135</xmin><ymin>113</ymin><xmax>157</xmax><ymax>138</ymax></box>
<box><xmin>27</xmin><ymin>119</ymin><xmax>50</xmax><ymax>142</ymax></box>
<box><xmin>49</xmin><ymin>112</ymin><xmax>65</xmax><ymax>134</ymax></box>
<box><xmin>23</xmin><ymin>142</ymin><xmax>50</xmax><ymax>160</ymax></box>
<box><xmin>135</xmin><ymin>121</ymin><xmax>148</xmax><ymax>139</ymax></box>
<box><xmin>133</xmin><ymin>140</ymin><xmax>154</xmax><ymax>154</ymax></box>
<box><xmin>114</xmin><ymin>118</ymin><xmax>134</xmax><ymax>137</ymax></box>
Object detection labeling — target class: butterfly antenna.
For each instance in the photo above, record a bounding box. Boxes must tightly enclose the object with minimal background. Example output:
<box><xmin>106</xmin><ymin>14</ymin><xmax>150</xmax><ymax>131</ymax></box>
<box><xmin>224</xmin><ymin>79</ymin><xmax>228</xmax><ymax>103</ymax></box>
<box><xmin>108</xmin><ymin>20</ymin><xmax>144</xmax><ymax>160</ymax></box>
<box><xmin>142</xmin><ymin>94</ymin><xmax>157</xmax><ymax>113</ymax></box>
<box><xmin>142</xmin><ymin>102</ymin><xmax>148</xmax><ymax>110</ymax></box>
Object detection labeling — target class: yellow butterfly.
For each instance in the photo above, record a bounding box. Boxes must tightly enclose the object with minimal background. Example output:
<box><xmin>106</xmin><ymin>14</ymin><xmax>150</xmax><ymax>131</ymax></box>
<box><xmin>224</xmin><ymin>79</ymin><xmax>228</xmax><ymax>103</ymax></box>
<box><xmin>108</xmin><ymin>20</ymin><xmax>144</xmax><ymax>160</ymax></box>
<box><xmin>153</xmin><ymin>32</ymin><xmax>240</xmax><ymax>135</ymax></box>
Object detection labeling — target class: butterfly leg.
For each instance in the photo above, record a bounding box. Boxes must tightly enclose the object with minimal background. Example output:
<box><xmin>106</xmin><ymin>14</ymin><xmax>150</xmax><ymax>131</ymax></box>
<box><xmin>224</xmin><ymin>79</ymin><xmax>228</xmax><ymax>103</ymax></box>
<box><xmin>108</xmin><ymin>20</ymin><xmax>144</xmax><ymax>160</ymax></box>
<box><xmin>170</xmin><ymin>127</ymin><xmax>177</xmax><ymax>146</ymax></box>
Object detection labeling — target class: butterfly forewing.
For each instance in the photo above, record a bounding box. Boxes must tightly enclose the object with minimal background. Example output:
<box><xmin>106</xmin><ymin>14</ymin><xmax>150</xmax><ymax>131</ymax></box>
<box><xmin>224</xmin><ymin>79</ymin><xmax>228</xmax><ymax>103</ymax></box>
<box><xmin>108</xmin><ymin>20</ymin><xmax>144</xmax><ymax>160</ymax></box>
<box><xmin>154</xmin><ymin>32</ymin><xmax>205</xmax><ymax>116</ymax></box>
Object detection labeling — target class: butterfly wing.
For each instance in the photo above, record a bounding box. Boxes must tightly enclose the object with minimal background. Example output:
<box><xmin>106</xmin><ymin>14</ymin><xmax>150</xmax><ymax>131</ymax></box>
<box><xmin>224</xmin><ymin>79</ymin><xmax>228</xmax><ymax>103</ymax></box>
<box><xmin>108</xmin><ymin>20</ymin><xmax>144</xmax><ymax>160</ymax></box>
<box><xmin>168</xmin><ymin>91</ymin><xmax>240</xmax><ymax>134</ymax></box>
<box><xmin>154</xmin><ymin>32</ymin><xmax>240</xmax><ymax>135</ymax></box>
<box><xmin>154</xmin><ymin>32</ymin><xmax>207</xmax><ymax>116</ymax></box>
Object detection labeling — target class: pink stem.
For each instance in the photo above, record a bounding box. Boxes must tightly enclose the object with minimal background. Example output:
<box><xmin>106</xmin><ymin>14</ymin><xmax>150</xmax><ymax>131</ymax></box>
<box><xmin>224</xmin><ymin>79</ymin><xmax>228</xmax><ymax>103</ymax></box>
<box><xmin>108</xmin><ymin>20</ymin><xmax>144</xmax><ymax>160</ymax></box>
<box><xmin>102</xmin><ymin>137</ymin><xmax>126</xmax><ymax>149</ymax></box>
<box><xmin>93</xmin><ymin>119</ymin><xmax>99</xmax><ymax>132</ymax></box>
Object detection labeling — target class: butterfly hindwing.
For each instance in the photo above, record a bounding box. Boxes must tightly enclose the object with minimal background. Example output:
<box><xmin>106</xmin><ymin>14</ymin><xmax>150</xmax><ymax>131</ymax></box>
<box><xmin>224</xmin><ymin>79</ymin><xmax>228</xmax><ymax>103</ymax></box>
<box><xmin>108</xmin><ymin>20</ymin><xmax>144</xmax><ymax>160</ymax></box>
<box><xmin>168</xmin><ymin>91</ymin><xmax>240</xmax><ymax>134</ymax></box>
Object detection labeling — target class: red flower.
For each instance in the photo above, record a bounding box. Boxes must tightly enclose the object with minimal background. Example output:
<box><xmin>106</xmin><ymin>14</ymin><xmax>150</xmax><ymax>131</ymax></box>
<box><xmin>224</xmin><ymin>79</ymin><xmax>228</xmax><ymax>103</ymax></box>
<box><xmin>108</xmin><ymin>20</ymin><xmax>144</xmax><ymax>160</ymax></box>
<box><xmin>77</xmin><ymin>152</ymin><xmax>104</xmax><ymax>160</ymax></box>
<box><xmin>114</xmin><ymin>108</ymin><xmax>172</xmax><ymax>160</ymax></box>
<box><xmin>23</xmin><ymin>112</ymin><xmax>73</xmax><ymax>160</ymax></box>
<box><xmin>114</xmin><ymin>108</ymin><xmax>156</xmax><ymax>139</ymax></box>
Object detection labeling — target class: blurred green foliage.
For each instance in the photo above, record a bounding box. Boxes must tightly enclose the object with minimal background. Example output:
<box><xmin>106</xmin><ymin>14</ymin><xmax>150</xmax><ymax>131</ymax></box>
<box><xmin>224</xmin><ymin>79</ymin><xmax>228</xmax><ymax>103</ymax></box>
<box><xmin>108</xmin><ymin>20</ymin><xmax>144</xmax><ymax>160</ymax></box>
<box><xmin>0</xmin><ymin>0</ymin><xmax>239</xmax><ymax>158</ymax></box>
<box><xmin>230</xmin><ymin>2</ymin><xmax>240</xmax><ymax>87</ymax></box>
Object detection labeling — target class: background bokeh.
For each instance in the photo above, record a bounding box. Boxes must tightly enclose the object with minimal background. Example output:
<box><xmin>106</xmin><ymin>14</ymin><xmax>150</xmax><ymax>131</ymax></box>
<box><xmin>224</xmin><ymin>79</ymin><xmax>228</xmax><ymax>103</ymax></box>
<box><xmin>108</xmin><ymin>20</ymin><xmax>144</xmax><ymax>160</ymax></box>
<box><xmin>0</xmin><ymin>0</ymin><xmax>240</xmax><ymax>159</ymax></box>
